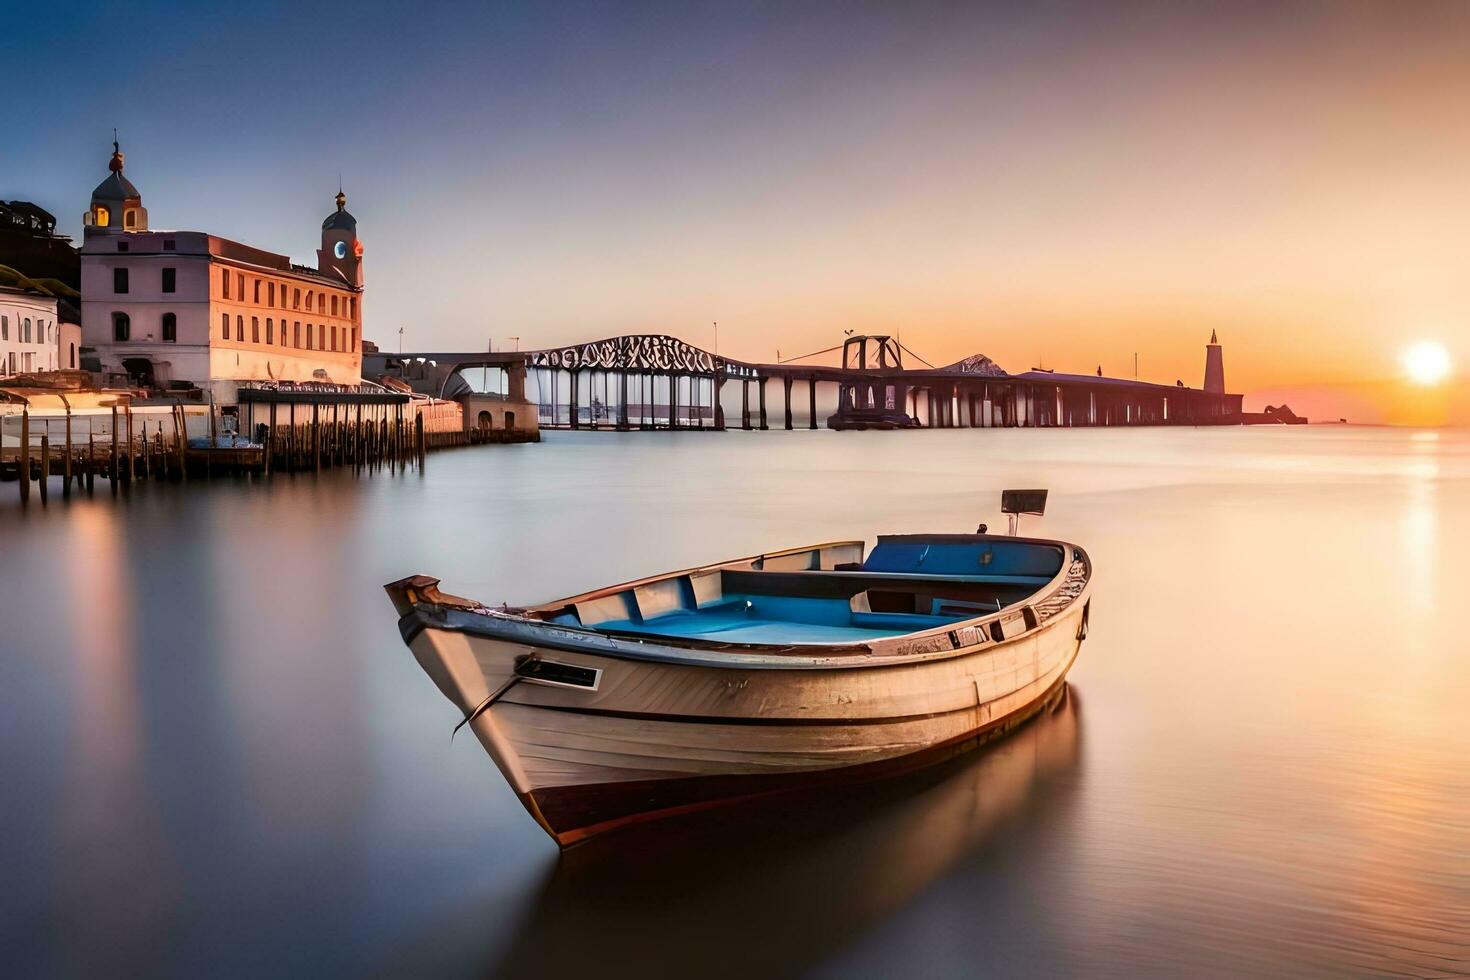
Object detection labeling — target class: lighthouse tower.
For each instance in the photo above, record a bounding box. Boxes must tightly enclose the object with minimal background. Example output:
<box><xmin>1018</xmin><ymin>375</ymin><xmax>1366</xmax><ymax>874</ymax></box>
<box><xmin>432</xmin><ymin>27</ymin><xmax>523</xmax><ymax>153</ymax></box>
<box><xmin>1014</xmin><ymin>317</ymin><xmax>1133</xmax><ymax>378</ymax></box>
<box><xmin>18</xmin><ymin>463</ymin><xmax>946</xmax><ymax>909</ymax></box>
<box><xmin>1203</xmin><ymin>330</ymin><xmax>1225</xmax><ymax>394</ymax></box>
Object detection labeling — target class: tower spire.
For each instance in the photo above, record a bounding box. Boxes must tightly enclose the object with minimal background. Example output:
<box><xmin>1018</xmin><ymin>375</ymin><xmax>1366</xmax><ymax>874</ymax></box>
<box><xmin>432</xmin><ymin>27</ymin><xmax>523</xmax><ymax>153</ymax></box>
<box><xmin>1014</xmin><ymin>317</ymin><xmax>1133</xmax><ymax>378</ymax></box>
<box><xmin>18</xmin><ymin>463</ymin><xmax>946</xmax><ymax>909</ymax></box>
<box><xmin>1203</xmin><ymin>330</ymin><xmax>1225</xmax><ymax>393</ymax></box>
<box><xmin>109</xmin><ymin>130</ymin><xmax>124</xmax><ymax>173</ymax></box>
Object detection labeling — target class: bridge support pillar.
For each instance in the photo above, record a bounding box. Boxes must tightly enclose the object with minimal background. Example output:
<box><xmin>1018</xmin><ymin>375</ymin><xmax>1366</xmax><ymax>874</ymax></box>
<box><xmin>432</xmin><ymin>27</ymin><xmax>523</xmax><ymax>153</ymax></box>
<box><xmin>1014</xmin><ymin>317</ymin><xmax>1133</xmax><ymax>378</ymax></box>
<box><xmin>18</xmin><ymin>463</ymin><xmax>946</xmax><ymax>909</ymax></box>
<box><xmin>758</xmin><ymin>376</ymin><xmax>768</xmax><ymax>430</ymax></box>
<box><xmin>808</xmin><ymin>378</ymin><xmax>817</xmax><ymax>429</ymax></box>
<box><xmin>742</xmin><ymin>381</ymin><xmax>751</xmax><ymax>430</ymax></box>
<box><xmin>714</xmin><ymin>373</ymin><xmax>725</xmax><ymax>430</ymax></box>
<box><xmin>783</xmin><ymin>377</ymin><xmax>793</xmax><ymax>430</ymax></box>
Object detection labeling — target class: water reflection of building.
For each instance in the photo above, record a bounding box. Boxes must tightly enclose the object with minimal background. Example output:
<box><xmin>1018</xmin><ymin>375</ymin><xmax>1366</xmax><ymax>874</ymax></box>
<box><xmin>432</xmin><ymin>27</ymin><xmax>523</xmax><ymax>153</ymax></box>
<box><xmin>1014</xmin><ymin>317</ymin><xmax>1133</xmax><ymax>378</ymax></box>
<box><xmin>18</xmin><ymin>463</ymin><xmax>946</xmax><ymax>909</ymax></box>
<box><xmin>79</xmin><ymin>141</ymin><xmax>365</xmax><ymax>399</ymax></box>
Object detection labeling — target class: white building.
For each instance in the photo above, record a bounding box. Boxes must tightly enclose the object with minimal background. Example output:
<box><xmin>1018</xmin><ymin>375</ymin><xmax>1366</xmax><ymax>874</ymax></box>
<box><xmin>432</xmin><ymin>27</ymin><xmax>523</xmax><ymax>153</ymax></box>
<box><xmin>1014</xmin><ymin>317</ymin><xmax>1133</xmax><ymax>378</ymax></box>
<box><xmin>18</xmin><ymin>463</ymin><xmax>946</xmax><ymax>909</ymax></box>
<box><xmin>79</xmin><ymin>141</ymin><xmax>365</xmax><ymax>399</ymax></box>
<box><xmin>0</xmin><ymin>285</ymin><xmax>60</xmax><ymax>377</ymax></box>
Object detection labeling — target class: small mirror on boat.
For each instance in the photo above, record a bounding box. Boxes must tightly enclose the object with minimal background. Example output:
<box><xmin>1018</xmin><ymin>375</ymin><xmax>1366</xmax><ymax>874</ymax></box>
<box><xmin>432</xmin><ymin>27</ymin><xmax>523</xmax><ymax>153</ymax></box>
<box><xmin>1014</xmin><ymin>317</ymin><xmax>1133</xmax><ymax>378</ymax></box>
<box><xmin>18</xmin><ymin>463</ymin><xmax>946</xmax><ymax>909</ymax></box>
<box><xmin>1001</xmin><ymin>489</ymin><xmax>1048</xmax><ymax>535</ymax></box>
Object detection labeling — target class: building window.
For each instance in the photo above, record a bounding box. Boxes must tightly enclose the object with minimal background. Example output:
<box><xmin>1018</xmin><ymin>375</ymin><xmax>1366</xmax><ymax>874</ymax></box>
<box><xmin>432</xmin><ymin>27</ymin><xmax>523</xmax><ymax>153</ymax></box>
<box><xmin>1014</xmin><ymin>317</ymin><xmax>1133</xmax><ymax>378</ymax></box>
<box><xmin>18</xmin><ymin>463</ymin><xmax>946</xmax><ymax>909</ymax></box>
<box><xmin>236</xmin><ymin>273</ymin><xmax>244</xmax><ymax>300</ymax></box>
<box><xmin>22</xmin><ymin>318</ymin><xmax>31</xmax><ymax>342</ymax></box>
<box><xmin>350</xmin><ymin>327</ymin><xmax>356</xmax><ymax>352</ymax></box>
<box><xmin>69</xmin><ymin>343</ymin><xmax>76</xmax><ymax>368</ymax></box>
<box><xmin>251</xmin><ymin>317</ymin><xmax>259</xmax><ymax>343</ymax></box>
<box><xmin>305</xmin><ymin>290</ymin><xmax>313</xmax><ymax>312</ymax></box>
<box><xmin>293</xmin><ymin>288</ymin><xmax>301</xmax><ymax>309</ymax></box>
<box><xmin>93</xmin><ymin>205</ymin><xmax>110</xmax><ymax>226</ymax></box>
<box><xmin>236</xmin><ymin>315</ymin><xmax>243</xmax><ymax>341</ymax></box>
<box><xmin>113</xmin><ymin>312</ymin><xmax>130</xmax><ymax>341</ymax></box>
<box><xmin>1</xmin><ymin>315</ymin><xmax>7</xmax><ymax>340</ymax></box>
<box><xmin>163</xmin><ymin>238</ymin><xmax>175</xmax><ymax>251</ymax></box>
<box><xmin>253</xmin><ymin>279</ymin><xmax>261</xmax><ymax>303</ymax></box>
<box><xmin>114</xmin><ymin>268</ymin><xmax>129</xmax><ymax>293</ymax></box>
<box><xmin>266</xmin><ymin>318</ymin><xmax>273</xmax><ymax>344</ymax></box>
<box><xmin>124</xmin><ymin>209</ymin><xmax>137</xmax><ymax>228</ymax></box>
<box><xmin>268</xmin><ymin>282</ymin><xmax>275</xmax><ymax>306</ymax></box>
<box><xmin>162</xmin><ymin>312</ymin><xmax>177</xmax><ymax>342</ymax></box>
<box><xmin>162</xmin><ymin>267</ymin><xmax>176</xmax><ymax>293</ymax></box>
<box><xmin>117</xmin><ymin>241</ymin><xmax>129</xmax><ymax>252</ymax></box>
<box><xmin>349</xmin><ymin>297</ymin><xmax>356</xmax><ymax>320</ymax></box>
<box><xmin>222</xmin><ymin>269</ymin><xmax>231</xmax><ymax>298</ymax></box>
<box><xmin>331</xmin><ymin>295</ymin><xmax>338</xmax><ymax>316</ymax></box>
<box><xmin>222</xmin><ymin>313</ymin><xmax>230</xmax><ymax>338</ymax></box>
<box><xmin>318</xmin><ymin>294</ymin><xmax>325</xmax><ymax>315</ymax></box>
<box><xmin>306</xmin><ymin>323</ymin><xmax>314</xmax><ymax>349</ymax></box>
<box><xmin>294</xmin><ymin>321</ymin><xmax>301</xmax><ymax>347</ymax></box>
<box><xmin>280</xmin><ymin>283</ymin><xmax>287</xmax><ymax>309</ymax></box>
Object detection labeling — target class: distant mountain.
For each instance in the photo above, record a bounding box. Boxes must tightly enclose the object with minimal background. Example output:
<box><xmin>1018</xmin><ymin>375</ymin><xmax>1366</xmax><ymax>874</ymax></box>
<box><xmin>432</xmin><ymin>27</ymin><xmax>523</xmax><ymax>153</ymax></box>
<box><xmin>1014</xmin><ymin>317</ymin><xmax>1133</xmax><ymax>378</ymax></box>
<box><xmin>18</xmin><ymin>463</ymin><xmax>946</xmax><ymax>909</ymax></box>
<box><xmin>942</xmin><ymin>353</ymin><xmax>1008</xmax><ymax>376</ymax></box>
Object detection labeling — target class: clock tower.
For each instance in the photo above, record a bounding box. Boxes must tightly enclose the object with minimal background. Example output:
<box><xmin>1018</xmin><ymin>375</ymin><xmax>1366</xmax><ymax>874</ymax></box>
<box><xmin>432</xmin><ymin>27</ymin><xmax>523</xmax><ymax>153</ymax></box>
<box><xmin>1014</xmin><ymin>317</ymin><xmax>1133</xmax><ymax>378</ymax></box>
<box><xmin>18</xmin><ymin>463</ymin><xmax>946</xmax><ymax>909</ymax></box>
<box><xmin>316</xmin><ymin>189</ymin><xmax>363</xmax><ymax>288</ymax></box>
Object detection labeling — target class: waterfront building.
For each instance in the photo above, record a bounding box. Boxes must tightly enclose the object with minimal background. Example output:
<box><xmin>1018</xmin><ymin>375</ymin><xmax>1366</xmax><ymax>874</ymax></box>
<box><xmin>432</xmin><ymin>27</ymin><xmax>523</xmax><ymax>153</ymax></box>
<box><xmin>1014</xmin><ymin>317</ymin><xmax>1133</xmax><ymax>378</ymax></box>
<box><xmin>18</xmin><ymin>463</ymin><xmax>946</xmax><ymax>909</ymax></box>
<box><xmin>79</xmin><ymin>141</ymin><xmax>365</xmax><ymax>399</ymax></box>
<box><xmin>1204</xmin><ymin>330</ymin><xmax>1225</xmax><ymax>394</ymax></box>
<box><xmin>0</xmin><ymin>284</ymin><xmax>61</xmax><ymax>376</ymax></box>
<box><xmin>363</xmin><ymin>350</ymin><xmax>541</xmax><ymax>442</ymax></box>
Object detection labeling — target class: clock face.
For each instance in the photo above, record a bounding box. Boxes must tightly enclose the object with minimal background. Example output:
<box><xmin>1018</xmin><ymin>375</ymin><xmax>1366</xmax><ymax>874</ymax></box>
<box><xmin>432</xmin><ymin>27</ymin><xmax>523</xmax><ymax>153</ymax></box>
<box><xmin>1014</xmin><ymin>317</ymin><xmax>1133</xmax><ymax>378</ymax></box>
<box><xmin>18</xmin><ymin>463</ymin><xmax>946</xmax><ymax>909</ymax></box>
<box><xmin>333</xmin><ymin>240</ymin><xmax>348</xmax><ymax>260</ymax></box>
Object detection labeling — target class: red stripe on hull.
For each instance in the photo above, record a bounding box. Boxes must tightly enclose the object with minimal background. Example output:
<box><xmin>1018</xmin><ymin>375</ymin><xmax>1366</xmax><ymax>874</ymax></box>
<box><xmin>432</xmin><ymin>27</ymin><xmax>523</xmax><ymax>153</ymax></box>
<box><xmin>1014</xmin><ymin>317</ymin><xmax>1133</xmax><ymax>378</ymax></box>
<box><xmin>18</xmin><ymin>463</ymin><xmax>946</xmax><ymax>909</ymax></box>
<box><xmin>527</xmin><ymin>672</ymin><xmax>1074</xmax><ymax>847</ymax></box>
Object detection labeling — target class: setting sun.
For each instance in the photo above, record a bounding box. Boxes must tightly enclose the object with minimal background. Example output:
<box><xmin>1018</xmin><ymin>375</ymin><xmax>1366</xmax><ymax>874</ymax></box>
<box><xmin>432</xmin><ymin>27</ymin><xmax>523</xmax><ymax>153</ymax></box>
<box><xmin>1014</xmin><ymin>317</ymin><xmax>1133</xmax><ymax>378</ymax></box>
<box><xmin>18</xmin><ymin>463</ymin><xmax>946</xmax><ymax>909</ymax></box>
<box><xmin>1402</xmin><ymin>341</ymin><xmax>1452</xmax><ymax>386</ymax></box>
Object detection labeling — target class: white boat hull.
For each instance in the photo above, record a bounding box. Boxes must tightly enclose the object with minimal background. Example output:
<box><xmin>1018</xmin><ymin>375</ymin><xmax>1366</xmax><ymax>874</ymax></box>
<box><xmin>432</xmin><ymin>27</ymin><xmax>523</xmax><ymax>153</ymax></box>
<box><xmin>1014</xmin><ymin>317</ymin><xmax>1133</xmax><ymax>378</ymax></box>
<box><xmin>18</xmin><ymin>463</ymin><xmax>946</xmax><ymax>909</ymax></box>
<box><xmin>404</xmin><ymin>591</ymin><xmax>1088</xmax><ymax>845</ymax></box>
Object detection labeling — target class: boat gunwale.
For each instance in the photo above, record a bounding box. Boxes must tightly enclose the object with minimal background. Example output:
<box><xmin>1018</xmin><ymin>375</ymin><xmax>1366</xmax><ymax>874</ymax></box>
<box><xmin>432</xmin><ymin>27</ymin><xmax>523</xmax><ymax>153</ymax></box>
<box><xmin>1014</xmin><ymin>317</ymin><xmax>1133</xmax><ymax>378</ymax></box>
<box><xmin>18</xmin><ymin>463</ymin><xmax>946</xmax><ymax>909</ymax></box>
<box><xmin>392</xmin><ymin>534</ymin><xmax>1091</xmax><ymax>671</ymax></box>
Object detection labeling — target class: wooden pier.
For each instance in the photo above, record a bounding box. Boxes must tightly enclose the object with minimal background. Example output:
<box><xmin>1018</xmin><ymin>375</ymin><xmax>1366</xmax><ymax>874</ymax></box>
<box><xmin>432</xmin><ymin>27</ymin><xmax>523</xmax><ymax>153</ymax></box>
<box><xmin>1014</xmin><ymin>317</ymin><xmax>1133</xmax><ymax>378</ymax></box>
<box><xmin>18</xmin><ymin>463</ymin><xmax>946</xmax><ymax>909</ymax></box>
<box><xmin>0</xmin><ymin>390</ymin><xmax>489</xmax><ymax>506</ymax></box>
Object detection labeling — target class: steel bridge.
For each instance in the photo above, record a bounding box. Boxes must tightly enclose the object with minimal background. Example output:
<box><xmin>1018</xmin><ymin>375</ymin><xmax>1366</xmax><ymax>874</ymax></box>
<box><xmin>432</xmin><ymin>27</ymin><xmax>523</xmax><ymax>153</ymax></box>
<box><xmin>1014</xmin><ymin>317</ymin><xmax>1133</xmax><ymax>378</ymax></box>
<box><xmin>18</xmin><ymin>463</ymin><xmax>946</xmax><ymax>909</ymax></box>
<box><xmin>377</xmin><ymin>334</ymin><xmax>1245</xmax><ymax>431</ymax></box>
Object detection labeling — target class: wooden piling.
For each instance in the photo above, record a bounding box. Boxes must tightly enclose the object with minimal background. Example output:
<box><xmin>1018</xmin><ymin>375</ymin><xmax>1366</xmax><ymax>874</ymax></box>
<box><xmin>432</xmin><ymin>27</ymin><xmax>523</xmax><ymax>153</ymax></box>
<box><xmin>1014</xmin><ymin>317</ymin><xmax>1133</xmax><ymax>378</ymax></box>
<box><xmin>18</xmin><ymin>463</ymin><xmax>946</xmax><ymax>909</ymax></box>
<box><xmin>110</xmin><ymin>405</ymin><xmax>120</xmax><ymax>490</ymax></box>
<box><xmin>122</xmin><ymin>404</ymin><xmax>134</xmax><ymax>482</ymax></box>
<box><xmin>265</xmin><ymin>402</ymin><xmax>275</xmax><ymax>476</ymax></box>
<box><xmin>415</xmin><ymin>412</ymin><xmax>426</xmax><ymax>469</ymax></box>
<box><xmin>205</xmin><ymin>393</ymin><xmax>215</xmax><ymax>480</ymax></box>
<box><xmin>87</xmin><ymin>430</ymin><xmax>95</xmax><ymax>493</ymax></box>
<box><xmin>174</xmin><ymin>405</ymin><xmax>187</xmax><ymax>478</ymax></box>
<box><xmin>38</xmin><ymin>434</ymin><xmax>49</xmax><ymax>503</ymax></box>
<box><xmin>17</xmin><ymin>409</ymin><xmax>30</xmax><ymax>505</ymax></box>
<box><xmin>63</xmin><ymin>403</ymin><xmax>73</xmax><ymax>496</ymax></box>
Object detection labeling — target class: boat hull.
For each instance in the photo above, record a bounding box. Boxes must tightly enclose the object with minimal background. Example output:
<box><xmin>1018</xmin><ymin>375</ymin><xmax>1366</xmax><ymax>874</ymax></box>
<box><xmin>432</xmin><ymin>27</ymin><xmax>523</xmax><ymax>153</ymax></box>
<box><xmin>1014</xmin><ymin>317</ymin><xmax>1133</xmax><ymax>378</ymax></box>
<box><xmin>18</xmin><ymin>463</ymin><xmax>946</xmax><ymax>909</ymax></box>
<box><xmin>403</xmin><ymin>594</ymin><xmax>1087</xmax><ymax>846</ymax></box>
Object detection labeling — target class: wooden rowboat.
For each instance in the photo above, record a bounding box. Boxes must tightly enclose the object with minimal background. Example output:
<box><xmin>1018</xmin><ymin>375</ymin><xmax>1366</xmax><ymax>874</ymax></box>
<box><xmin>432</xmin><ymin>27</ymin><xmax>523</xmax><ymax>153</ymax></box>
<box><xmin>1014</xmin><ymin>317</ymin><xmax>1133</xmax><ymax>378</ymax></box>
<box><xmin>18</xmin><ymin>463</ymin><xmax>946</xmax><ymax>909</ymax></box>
<box><xmin>385</xmin><ymin>531</ymin><xmax>1092</xmax><ymax>847</ymax></box>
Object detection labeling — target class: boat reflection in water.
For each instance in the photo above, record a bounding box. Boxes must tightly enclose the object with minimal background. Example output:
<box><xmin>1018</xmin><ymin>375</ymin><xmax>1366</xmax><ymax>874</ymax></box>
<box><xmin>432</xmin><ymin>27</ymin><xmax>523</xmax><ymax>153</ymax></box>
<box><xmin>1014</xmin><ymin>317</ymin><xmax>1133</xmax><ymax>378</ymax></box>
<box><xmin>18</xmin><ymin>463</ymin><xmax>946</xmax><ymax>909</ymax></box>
<box><xmin>473</xmin><ymin>685</ymin><xmax>1081</xmax><ymax>978</ymax></box>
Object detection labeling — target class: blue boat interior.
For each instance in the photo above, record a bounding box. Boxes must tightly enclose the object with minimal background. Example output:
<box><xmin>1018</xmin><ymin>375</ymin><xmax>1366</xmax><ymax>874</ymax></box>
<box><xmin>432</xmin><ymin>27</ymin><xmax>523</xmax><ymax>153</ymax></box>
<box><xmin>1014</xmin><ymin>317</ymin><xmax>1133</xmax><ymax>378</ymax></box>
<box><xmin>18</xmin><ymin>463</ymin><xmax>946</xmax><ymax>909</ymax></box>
<box><xmin>543</xmin><ymin>536</ymin><xmax>1066</xmax><ymax>646</ymax></box>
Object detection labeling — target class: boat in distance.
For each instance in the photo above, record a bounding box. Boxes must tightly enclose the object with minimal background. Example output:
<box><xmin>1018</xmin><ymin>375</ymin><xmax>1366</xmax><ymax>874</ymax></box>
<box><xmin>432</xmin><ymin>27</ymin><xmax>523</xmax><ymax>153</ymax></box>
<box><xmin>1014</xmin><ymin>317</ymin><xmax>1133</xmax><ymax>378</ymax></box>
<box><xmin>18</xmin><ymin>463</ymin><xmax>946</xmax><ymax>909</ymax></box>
<box><xmin>385</xmin><ymin>529</ymin><xmax>1092</xmax><ymax>847</ymax></box>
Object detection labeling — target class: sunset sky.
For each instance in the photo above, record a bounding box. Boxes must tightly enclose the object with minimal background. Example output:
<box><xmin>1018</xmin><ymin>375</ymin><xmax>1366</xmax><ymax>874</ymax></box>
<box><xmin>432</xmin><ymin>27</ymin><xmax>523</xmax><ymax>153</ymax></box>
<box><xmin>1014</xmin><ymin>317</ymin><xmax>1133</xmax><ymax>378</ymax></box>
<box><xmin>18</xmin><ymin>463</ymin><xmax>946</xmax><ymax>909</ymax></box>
<box><xmin>10</xmin><ymin>1</ymin><xmax>1470</xmax><ymax>423</ymax></box>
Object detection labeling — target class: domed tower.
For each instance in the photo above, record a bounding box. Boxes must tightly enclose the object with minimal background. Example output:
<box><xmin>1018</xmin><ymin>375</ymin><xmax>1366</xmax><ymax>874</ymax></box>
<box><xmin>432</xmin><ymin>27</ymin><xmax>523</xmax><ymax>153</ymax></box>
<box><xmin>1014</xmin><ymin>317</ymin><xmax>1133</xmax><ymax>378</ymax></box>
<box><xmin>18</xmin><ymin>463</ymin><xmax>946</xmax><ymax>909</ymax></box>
<box><xmin>1203</xmin><ymin>330</ymin><xmax>1225</xmax><ymax>394</ymax></box>
<box><xmin>316</xmin><ymin>188</ymin><xmax>363</xmax><ymax>288</ymax></box>
<box><xmin>86</xmin><ymin>138</ymin><xmax>147</xmax><ymax>232</ymax></box>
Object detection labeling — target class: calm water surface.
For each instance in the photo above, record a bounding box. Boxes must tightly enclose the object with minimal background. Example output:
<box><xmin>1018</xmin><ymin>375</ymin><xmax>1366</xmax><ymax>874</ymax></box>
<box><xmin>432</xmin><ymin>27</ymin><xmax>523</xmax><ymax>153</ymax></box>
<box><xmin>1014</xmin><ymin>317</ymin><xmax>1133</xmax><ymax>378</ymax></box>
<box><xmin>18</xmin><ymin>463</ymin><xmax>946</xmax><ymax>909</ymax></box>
<box><xmin>3</xmin><ymin>427</ymin><xmax>1468</xmax><ymax>978</ymax></box>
